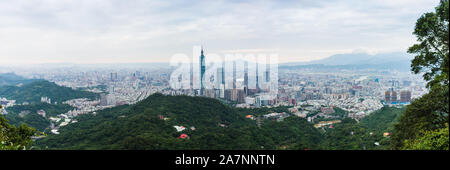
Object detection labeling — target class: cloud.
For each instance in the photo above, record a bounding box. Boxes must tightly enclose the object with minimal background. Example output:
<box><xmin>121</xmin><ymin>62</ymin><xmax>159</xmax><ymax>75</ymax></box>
<box><xmin>0</xmin><ymin>0</ymin><xmax>440</xmax><ymax>64</ymax></box>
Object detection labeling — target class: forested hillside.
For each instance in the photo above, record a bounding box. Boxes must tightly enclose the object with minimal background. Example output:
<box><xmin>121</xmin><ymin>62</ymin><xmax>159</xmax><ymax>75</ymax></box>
<box><xmin>0</xmin><ymin>80</ymin><xmax>99</xmax><ymax>104</ymax></box>
<box><xmin>320</xmin><ymin>107</ymin><xmax>405</xmax><ymax>150</ymax></box>
<box><xmin>3</xmin><ymin>103</ymin><xmax>74</xmax><ymax>132</ymax></box>
<box><xmin>35</xmin><ymin>94</ymin><xmax>404</xmax><ymax>150</ymax></box>
<box><xmin>0</xmin><ymin>77</ymin><xmax>100</xmax><ymax>133</ymax></box>
<box><xmin>35</xmin><ymin>94</ymin><xmax>323</xmax><ymax>150</ymax></box>
<box><xmin>0</xmin><ymin>73</ymin><xmax>36</xmax><ymax>86</ymax></box>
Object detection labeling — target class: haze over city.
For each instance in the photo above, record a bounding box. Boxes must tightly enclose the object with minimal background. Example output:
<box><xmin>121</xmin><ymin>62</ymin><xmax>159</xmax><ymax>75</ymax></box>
<box><xmin>1</xmin><ymin>0</ymin><xmax>448</xmax><ymax>162</ymax></box>
<box><xmin>0</xmin><ymin>0</ymin><xmax>440</xmax><ymax>65</ymax></box>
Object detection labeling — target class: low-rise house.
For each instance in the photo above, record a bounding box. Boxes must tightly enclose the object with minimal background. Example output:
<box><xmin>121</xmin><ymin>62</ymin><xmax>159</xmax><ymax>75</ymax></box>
<box><xmin>173</xmin><ymin>125</ymin><xmax>185</xmax><ymax>132</ymax></box>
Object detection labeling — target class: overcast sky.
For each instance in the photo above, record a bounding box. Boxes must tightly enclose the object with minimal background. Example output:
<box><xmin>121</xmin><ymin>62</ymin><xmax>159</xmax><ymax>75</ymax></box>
<box><xmin>0</xmin><ymin>0</ymin><xmax>440</xmax><ymax>65</ymax></box>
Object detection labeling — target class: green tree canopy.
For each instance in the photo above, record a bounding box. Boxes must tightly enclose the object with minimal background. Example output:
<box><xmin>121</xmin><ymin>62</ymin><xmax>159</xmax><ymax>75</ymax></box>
<box><xmin>1</xmin><ymin>105</ymin><xmax>37</xmax><ymax>150</ymax></box>
<box><xmin>408</xmin><ymin>0</ymin><xmax>449</xmax><ymax>88</ymax></box>
<box><xmin>403</xmin><ymin>124</ymin><xmax>449</xmax><ymax>150</ymax></box>
<box><xmin>393</xmin><ymin>0</ymin><xmax>449</xmax><ymax>150</ymax></box>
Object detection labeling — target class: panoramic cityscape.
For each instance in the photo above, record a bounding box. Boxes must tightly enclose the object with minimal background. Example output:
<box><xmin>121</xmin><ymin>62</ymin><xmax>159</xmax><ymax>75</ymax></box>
<box><xmin>0</xmin><ymin>48</ymin><xmax>429</xmax><ymax>143</ymax></box>
<box><xmin>0</xmin><ymin>1</ymin><xmax>448</xmax><ymax>167</ymax></box>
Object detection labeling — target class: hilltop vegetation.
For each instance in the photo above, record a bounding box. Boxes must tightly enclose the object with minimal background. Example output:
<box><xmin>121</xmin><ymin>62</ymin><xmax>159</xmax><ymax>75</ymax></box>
<box><xmin>0</xmin><ymin>105</ymin><xmax>36</xmax><ymax>150</ymax></box>
<box><xmin>0</xmin><ymin>73</ymin><xmax>36</xmax><ymax>87</ymax></box>
<box><xmin>321</xmin><ymin>106</ymin><xmax>405</xmax><ymax>150</ymax></box>
<box><xmin>391</xmin><ymin>0</ymin><xmax>449</xmax><ymax>150</ymax></box>
<box><xmin>35</xmin><ymin>94</ymin><xmax>322</xmax><ymax>150</ymax></box>
<box><xmin>34</xmin><ymin>94</ymin><xmax>404</xmax><ymax>150</ymax></box>
<box><xmin>360</xmin><ymin>106</ymin><xmax>405</xmax><ymax>134</ymax></box>
<box><xmin>0</xmin><ymin>79</ymin><xmax>99</xmax><ymax>104</ymax></box>
<box><xmin>0</xmin><ymin>75</ymin><xmax>407</xmax><ymax>150</ymax></box>
<box><xmin>0</xmin><ymin>76</ymin><xmax>99</xmax><ymax>134</ymax></box>
<box><xmin>3</xmin><ymin>103</ymin><xmax>74</xmax><ymax>132</ymax></box>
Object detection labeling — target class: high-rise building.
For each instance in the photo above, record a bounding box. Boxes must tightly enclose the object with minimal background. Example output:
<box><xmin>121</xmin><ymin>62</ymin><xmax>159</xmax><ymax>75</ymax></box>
<box><xmin>100</xmin><ymin>93</ymin><xmax>108</xmax><ymax>106</ymax></box>
<box><xmin>289</xmin><ymin>98</ymin><xmax>297</xmax><ymax>105</ymax></box>
<box><xmin>255</xmin><ymin>62</ymin><xmax>260</xmax><ymax>92</ymax></box>
<box><xmin>391</xmin><ymin>91</ymin><xmax>397</xmax><ymax>102</ymax></box>
<box><xmin>232</xmin><ymin>60</ymin><xmax>236</xmax><ymax>89</ymax></box>
<box><xmin>110</xmin><ymin>72</ymin><xmax>118</xmax><ymax>81</ymax></box>
<box><xmin>385</xmin><ymin>89</ymin><xmax>399</xmax><ymax>104</ymax></box>
<box><xmin>244</xmin><ymin>61</ymin><xmax>248</xmax><ymax>95</ymax></box>
<box><xmin>231</xmin><ymin>89</ymin><xmax>238</xmax><ymax>101</ymax></box>
<box><xmin>400</xmin><ymin>90</ymin><xmax>411</xmax><ymax>103</ymax></box>
<box><xmin>265</xmin><ymin>63</ymin><xmax>270</xmax><ymax>82</ymax></box>
<box><xmin>216</xmin><ymin>67</ymin><xmax>225</xmax><ymax>98</ymax></box>
<box><xmin>224</xmin><ymin>89</ymin><xmax>232</xmax><ymax>101</ymax></box>
<box><xmin>216</xmin><ymin>67</ymin><xmax>224</xmax><ymax>88</ymax></box>
<box><xmin>385</xmin><ymin>91</ymin><xmax>391</xmax><ymax>103</ymax></box>
<box><xmin>237</xmin><ymin>89</ymin><xmax>245</xmax><ymax>103</ymax></box>
<box><xmin>391</xmin><ymin>80</ymin><xmax>400</xmax><ymax>87</ymax></box>
<box><xmin>200</xmin><ymin>47</ymin><xmax>206</xmax><ymax>96</ymax></box>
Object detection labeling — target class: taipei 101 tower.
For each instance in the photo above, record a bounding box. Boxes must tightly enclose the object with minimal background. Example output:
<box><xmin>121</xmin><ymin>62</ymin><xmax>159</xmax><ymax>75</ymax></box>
<box><xmin>200</xmin><ymin>46</ymin><xmax>206</xmax><ymax>96</ymax></box>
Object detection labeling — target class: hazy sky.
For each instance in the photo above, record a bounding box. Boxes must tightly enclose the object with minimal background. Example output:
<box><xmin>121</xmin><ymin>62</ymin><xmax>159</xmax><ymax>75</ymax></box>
<box><xmin>0</xmin><ymin>0</ymin><xmax>440</xmax><ymax>64</ymax></box>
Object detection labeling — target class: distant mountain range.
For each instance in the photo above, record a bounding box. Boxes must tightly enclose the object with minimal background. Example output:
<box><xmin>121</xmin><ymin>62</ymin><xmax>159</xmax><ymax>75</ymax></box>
<box><xmin>280</xmin><ymin>52</ymin><xmax>414</xmax><ymax>71</ymax></box>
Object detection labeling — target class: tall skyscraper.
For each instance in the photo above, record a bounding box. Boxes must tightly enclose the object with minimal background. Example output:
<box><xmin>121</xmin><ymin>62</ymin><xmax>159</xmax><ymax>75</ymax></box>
<box><xmin>216</xmin><ymin>67</ymin><xmax>224</xmax><ymax>88</ymax></box>
<box><xmin>244</xmin><ymin>61</ymin><xmax>248</xmax><ymax>95</ymax></box>
<box><xmin>233</xmin><ymin>60</ymin><xmax>236</xmax><ymax>89</ymax></box>
<box><xmin>190</xmin><ymin>61</ymin><xmax>193</xmax><ymax>90</ymax></box>
<box><xmin>200</xmin><ymin>47</ymin><xmax>206</xmax><ymax>96</ymax></box>
<box><xmin>255</xmin><ymin>62</ymin><xmax>260</xmax><ymax>92</ymax></box>
<box><xmin>110</xmin><ymin>72</ymin><xmax>118</xmax><ymax>81</ymax></box>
